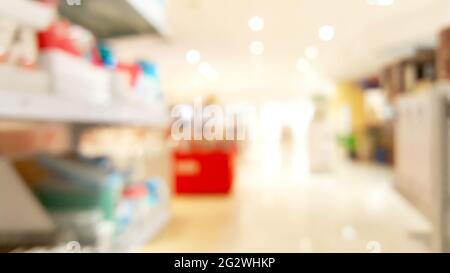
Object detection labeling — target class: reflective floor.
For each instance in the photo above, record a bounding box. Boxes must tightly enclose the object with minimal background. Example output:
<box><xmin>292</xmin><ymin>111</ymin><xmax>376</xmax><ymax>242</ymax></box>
<box><xmin>143</xmin><ymin>140</ymin><xmax>432</xmax><ymax>253</ymax></box>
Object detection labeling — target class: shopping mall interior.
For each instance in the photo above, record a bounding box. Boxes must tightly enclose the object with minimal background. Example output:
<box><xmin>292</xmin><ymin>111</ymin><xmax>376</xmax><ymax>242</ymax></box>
<box><xmin>1</xmin><ymin>0</ymin><xmax>450</xmax><ymax>253</ymax></box>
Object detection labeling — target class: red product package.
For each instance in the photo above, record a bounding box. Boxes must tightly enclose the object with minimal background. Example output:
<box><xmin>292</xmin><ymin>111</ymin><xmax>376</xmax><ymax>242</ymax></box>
<box><xmin>117</xmin><ymin>63</ymin><xmax>143</xmax><ymax>88</ymax></box>
<box><xmin>123</xmin><ymin>184</ymin><xmax>149</xmax><ymax>199</ymax></box>
<box><xmin>38</xmin><ymin>20</ymin><xmax>82</xmax><ymax>56</ymax></box>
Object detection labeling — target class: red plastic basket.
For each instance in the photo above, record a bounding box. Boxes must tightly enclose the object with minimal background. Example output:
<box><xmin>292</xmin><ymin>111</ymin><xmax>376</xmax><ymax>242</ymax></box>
<box><xmin>173</xmin><ymin>147</ymin><xmax>235</xmax><ymax>194</ymax></box>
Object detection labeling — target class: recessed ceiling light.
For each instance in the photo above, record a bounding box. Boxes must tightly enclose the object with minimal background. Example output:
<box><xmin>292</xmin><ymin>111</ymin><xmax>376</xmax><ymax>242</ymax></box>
<box><xmin>186</xmin><ymin>49</ymin><xmax>201</xmax><ymax>64</ymax></box>
<box><xmin>250</xmin><ymin>41</ymin><xmax>264</xmax><ymax>55</ymax></box>
<box><xmin>367</xmin><ymin>0</ymin><xmax>394</xmax><ymax>6</ymax></box>
<box><xmin>305</xmin><ymin>46</ymin><xmax>319</xmax><ymax>60</ymax></box>
<box><xmin>248</xmin><ymin>16</ymin><xmax>264</xmax><ymax>32</ymax></box>
<box><xmin>318</xmin><ymin>25</ymin><xmax>335</xmax><ymax>41</ymax></box>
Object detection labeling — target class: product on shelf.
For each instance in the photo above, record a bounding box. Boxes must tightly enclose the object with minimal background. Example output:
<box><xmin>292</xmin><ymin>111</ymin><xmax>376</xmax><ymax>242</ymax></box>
<box><xmin>381</xmin><ymin>48</ymin><xmax>437</xmax><ymax>101</ymax></box>
<box><xmin>437</xmin><ymin>27</ymin><xmax>450</xmax><ymax>82</ymax></box>
<box><xmin>40</xmin><ymin>49</ymin><xmax>111</xmax><ymax>105</ymax></box>
<box><xmin>0</xmin><ymin>16</ymin><xmax>50</xmax><ymax>94</ymax></box>
<box><xmin>0</xmin><ymin>18</ymin><xmax>38</xmax><ymax>67</ymax></box>
<box><xmin>1</xmin><ymin>8</ymin><xmax>167</xmax><ymax>111</ymax></box>
<box><xmin>0</xmin><ymin>123</ymin><xmax>70</xmax><ymax>157</ymax></box>
<box><xmin>113</xmin><ymin>61</ymin><xmax>164</xmax><ymax>106</ymax></box>
<box><xmin>37</xmin><ymin>19</ymin><xmax>116</xmax><ymax>105</ymax></box>
<box><xmin>0</xmin><ymin>4</ymin><xmax>49</xmax><ymax>95</ymax></box>
<box><xmin>38</xmin><ymin>20</ymin><xmax>82</xmax><ymax>57</ymax></box>
<box><xmin>14</xmin><ymin>154</ymin><xmax>124</xmax><ymax>218</ymax></box>
<box><xmin>95</xmin><ymin>43</ymin><xmax>117</xmax><ymax>69</ymax></box>
<box><xmin>410</xmin><ymin>49</ymin><xmax>436</xmax><ymax>90</ymax></box>
<box><xmin>0</xmin><ymin>0</ymin><xmax>170</xmax><ymax>252</ymax></box>
<box><xmin>13</xmin><ymin>154</ymin><xmax>122</xmax><ymax>245</ymax></box>
<box><xmin>12</xmin><ymin>151</ymin><xmax>170</xmax><ymax>250</ymax></box>
<box><xmin>112</xmin><ymin>62</ymin><xmax>142</xmax><ymax>103</ymax></box>
<box><xmin>0</xmin><ymin>0</ymin><xmax>55</xmax><ymax>31</ymax></box>
<box><xmin>0</xmin><ymin>18</ymin><xmax>17</xmax><ymax>63</ymax></box>
<box><xmin>381</xmin><ymin>62</ymin><xmax>404</xmax><ymax>102</ymax></box>
<box><xmin>137</xmin><ymin>60</ymin><xmax>164</xmax><ymax>105</ymax></box>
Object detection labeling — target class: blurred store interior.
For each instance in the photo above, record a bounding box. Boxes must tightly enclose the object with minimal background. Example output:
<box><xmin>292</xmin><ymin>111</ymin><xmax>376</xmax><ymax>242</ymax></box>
<box><xmin>1</xmin><ymin>0</ymin><xmax>450</xmax><ymax>253</ymax></box>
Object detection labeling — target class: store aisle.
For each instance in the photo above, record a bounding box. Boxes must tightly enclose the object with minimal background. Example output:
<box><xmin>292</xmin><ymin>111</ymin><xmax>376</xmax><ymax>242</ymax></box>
<box><xmin>143</xmin><ymin>141</ymin><xmax>432</xmax><ymax>253</ymax></box>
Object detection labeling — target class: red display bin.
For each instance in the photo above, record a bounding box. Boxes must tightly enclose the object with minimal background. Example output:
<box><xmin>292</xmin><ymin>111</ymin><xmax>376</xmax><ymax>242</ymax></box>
<box><xmin>173</xmin><ymin>146</ymin><xmax>236</xmax><ymax>194</ymax></box>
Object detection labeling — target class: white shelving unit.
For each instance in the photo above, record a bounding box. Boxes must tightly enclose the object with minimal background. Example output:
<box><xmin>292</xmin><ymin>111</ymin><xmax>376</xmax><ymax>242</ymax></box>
<box><xmin>0</xmin><ymin>90</ymin><xmax>169</xmax><ymax>126</ymax></box>
<box><xmin>0</xmin><ymin>88</ymin><xmax>171</xmax><ymax>252</ymax></box>
<box><xmin>394</xmin><ymin>84</ymin><xmax>450</xmax><ymax>252</ymax></box>
<box><xmin>0</xmin><ymin>1</ymin><xmax>171</xmax><ymax>253</ymax></box>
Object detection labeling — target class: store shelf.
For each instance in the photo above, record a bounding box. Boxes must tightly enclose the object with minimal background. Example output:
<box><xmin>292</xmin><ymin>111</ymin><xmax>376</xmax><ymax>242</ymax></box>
<box><xmin>112</xmin><ymin>204</ymin><xmax>170</xmax><ymax>252</ymax></box>
<box><xmin>0</xmin><ymin>90</ymin><xmax>168</xmax><ymax>126</ymax></box>
<box><xmin>11</xmin><ymin>205</ymin><xmax>170</xmax><ymax>253</ymax></box>
<box><xmin>58</xmin><ymin>0</ymin><xmax>168</xmax><ymax>38</ymax></box>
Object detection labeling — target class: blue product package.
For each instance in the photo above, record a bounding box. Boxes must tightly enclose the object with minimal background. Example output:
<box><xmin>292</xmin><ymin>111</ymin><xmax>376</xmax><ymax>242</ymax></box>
<box><xmin>98</xmin><ymin>43</ymin><xmax>117</xmax><ymax>69</ymax></box>
<box><xmin>145</xmin><ymin>179</ymin><xmax>161</xmax><ymax>205</ymax></box>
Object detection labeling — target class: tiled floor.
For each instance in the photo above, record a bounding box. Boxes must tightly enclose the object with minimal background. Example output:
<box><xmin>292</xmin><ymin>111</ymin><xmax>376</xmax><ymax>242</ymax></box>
<box><xmin>143</xmin><ymin>141</ymin><xmax>432</xmax><ymax>253</ymax></box>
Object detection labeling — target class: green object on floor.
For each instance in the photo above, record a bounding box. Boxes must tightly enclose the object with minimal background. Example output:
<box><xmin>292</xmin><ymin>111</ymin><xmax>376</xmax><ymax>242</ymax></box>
<box><xmin>338</xmin><ymin>134</ymin><xmax>357</xmax><ymax>159</ymax></box>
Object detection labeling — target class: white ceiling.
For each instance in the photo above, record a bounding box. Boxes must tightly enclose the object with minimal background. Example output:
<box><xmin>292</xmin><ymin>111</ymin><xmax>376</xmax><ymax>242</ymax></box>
<box><xmin>110</xmin><ymin>0</ymin><xmax>450</xmax><ymax>102</ymax></box>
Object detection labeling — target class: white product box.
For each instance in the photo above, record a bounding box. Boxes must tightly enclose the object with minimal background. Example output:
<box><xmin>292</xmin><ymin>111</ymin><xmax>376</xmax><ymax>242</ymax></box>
<box><xmin>111</xmin><ymin>71</ymin><xmax>134</xmax><ymax>104</ymax></box>
<box><xmin>111</xmin><ymin>71</ymin><xmax>166</xmax><ymax>113</ymax></box>
<box><xmin>0</xmin><ymin>64</ymin><xmax>50</xmax><ymax>94</ymax></box>
<box><xmin>40</xmin><ymin>50</ymin><xmax>111</xmax><ymax>105</ymax></box>
<box><xmin>0</xmin><ymin>0</ymin><xmax>55</xmax><ymax>31</ymax></box>
<box><xmin>0</xmin><ymin>18</ymin><xmax>39</xmax><ymax>66</ymax></box>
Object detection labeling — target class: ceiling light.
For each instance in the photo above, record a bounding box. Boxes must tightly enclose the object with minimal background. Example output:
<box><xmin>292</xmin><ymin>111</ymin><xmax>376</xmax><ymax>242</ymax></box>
<box><xmin>186</xmin><ymin>49</ymin><xmax>201</xmax><ymax>64</ymax></box>
<box><xmin>367</xmin><ymin>0</ymin><xmax>394</xmax><ymax>6</ymax></box>
<box><xmin>305</xmin><ymin>46</ymin><xmax>319</xmax><ymax>60</ymax></box>
<box><xmin>318</xmin><ymin>25</ymin><xmax>335</xmax><ymax>41</ymax></box>
<box><xmin>248</xmin><ymin>16</ymin><xmax>264</xmax><ymax>32</ymax></box>
<box><xmin>250</xmin><ymin>41</ymin><xmax>264</xmax><ymax>55</ymax></box>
